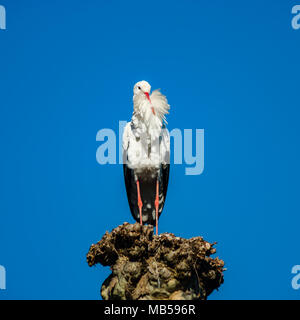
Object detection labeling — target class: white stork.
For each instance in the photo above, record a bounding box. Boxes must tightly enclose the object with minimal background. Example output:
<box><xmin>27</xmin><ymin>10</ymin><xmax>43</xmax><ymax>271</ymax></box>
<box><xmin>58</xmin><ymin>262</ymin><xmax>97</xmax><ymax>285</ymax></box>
<box><xmin>122</xmin><ymin>80</ymin><xmax>170</xmax><ymax>235</ymax></box>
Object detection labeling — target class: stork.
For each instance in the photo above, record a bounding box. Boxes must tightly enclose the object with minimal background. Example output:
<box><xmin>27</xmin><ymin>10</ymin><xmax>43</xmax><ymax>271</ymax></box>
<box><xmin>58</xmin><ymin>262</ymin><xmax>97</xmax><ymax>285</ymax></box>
<box><xmin>122</xmin><ymin>81</ymin><xmax>170</xmax><ymax>235</ymax></box>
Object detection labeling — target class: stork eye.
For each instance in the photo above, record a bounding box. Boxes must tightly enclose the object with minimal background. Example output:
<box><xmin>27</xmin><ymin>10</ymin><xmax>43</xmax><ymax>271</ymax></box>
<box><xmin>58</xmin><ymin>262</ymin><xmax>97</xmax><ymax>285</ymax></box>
<box><xmin>138</xmin><ymin>86</ymin><xmax>141</xmax><ymax>90</ymax></box>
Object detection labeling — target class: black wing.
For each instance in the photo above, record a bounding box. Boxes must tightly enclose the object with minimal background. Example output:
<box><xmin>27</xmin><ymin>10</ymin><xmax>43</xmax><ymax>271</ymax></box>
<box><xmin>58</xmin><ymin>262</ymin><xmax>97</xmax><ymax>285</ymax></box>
<box><xmin>123</xmin><ymin>164</ymin><xmax>139</xmax><ymax>223</ymax></box>
<box><xmin>159</xmin><ymin>163</ymin><xmax>170</xmax><ymax>215</ymax></box>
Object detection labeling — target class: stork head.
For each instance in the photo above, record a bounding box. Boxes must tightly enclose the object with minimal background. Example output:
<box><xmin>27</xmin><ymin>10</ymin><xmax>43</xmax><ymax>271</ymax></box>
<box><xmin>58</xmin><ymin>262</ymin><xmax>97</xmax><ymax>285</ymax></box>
<box><xmin>132</xmin><ymin>80</ymin><xmax>170</xmax><ymax>131</ymax></box>
<box><xmin>133</xmin><ymin>80</ymin><xmax>151</xmax><ymax>101</ymax></box>
<box><xmin>133</xmin><ymin>80</ymin><xmax>156</xmax><ymax>116</ymax></box>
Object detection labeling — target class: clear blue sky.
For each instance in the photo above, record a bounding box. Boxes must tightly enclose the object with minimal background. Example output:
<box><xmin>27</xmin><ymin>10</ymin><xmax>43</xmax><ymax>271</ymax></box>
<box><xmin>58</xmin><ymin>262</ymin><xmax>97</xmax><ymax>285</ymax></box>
<box><xmin>0</xmin><ymin>0</ymin><xmax>300</xmax><ymax>299</ymax></box>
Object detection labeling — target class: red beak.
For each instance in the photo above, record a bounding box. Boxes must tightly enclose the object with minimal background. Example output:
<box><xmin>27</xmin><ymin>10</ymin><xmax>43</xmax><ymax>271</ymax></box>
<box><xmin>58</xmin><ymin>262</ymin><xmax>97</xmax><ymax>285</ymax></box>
<box><xmin>144</xmin><ymin>92</ymin><xmax>150</xmax><ymax>101</ymax></box>
<box><xmin>144</xmin><ymin>92</ymin><xmax>156</xmax><ymax>115</ymax></box>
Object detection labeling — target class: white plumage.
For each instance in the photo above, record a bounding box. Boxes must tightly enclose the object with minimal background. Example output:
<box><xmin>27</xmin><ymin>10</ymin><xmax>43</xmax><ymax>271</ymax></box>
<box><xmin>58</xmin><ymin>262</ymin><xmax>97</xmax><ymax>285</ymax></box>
<box><xmin>123</xmin><ymin>81</ymin><xmax>170</xmax><ymax>173</ymax></box>
<box><xmin>122</xmin><ymin>119</ymin><xmax>170</xmax><ymax>173</ymax></box>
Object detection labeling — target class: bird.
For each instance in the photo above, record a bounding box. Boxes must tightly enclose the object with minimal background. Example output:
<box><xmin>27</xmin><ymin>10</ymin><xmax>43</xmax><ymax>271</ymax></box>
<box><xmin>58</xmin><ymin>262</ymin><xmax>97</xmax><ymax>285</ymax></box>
<box><xmin>122</xmin><ymin>80</ymin><xmax>170</xmax><ymax>235</ymax></box>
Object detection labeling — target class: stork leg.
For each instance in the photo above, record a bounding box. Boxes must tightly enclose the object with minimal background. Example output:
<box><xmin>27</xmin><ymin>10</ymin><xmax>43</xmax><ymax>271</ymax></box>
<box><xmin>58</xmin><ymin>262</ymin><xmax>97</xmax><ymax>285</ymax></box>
<box><xmin>136</xmin><ymin>180</ymin><xmax>143</xmax><ymax>225</ymax></box>
<box><xmin>155</xmin><ymin>180</ymin><xmax>159</xmax><ymax>235</ymax></box>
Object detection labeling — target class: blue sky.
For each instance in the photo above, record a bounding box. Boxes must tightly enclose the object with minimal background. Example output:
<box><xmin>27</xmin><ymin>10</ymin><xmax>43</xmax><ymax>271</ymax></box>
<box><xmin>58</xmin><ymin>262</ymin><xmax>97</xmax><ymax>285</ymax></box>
<box><xmin>0</xmin><ymin>0</ymin><xmax>300</xmax><ymax>299</ymax></box>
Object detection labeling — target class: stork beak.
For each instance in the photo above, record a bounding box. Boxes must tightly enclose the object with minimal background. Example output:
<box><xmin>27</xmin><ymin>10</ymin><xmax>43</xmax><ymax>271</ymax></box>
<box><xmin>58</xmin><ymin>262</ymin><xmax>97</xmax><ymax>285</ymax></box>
<box><xmin>144</xmin><ymin>92</ymin><xmax>150</xmax><ymax>101</ymax></box>
<box><xmin>144</xmin><ymin>92</ymin><xmax>156</xmax><ymax>115</ymax></box>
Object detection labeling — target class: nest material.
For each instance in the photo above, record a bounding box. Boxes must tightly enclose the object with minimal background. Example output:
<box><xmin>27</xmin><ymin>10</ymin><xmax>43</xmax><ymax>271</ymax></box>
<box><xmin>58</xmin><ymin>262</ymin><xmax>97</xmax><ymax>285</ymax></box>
<box><xmin>87</xmin><ymin>222</ymin><xmax>225</xmax><ymax>300</ymax></box>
